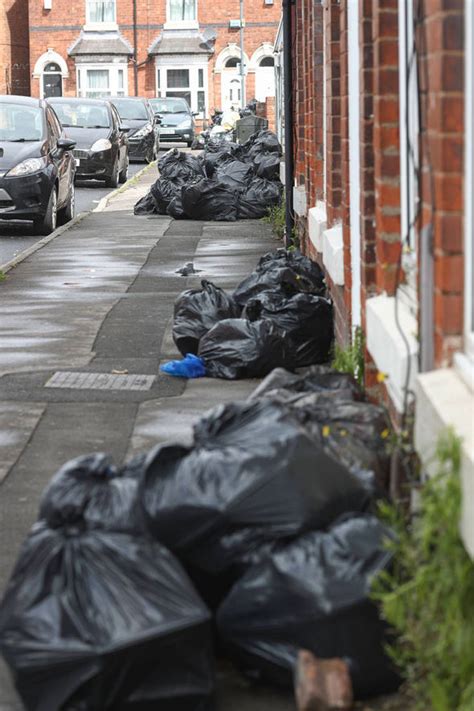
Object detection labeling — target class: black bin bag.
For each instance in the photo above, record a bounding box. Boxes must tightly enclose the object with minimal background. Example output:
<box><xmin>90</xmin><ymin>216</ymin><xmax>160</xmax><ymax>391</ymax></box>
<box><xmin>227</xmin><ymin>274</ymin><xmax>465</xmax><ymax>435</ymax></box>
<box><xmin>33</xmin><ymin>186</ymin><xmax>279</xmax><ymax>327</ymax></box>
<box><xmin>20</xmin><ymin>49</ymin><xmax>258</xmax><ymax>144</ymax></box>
<box><xmin>181</xmin><ymin>179</ymin><xmax>239</xmax><ymax>222</ymax></box>
<box><xmin>238</xmin><ymin>178</ymin><xmax>283</xmax><ymax>220</ymax></box>
<box><xmin>38</xmin><ymin>453</ymin><xmax>142</xmax><ymax>535</ymax></box>
<box><xmin>158</xmin><ymin>148</ymin><xmax>204</xmax><ymax>182</ymax></box>
<box><xmin>139</xmin><ymin>401</ymin><xmax>371</xmax><ymax>588</ymax></box>
<box><xmin>257</xmin><ymin>249</ymin><xmax>326</xmax><ymax>293</ymax></box>
<box><xmin>173</xmin><ymin>280</ymin><xmax>241</xmax><ymax>356</ymax></box>
<box><xmin>0</xmin><ymin>507</ymin><xmax>214</xmax><ymax>711</ymax></box>
<box><xmin>233</xmin><ymin>266</ymin><xmax>312</xmax><ymax>307</ymax></box>
<box><xmin>217</xmin><ymin>513</ymin><xmax>400</xmax><ymax>699</ymax></box>
<box><xmin>197</xmin><ymin>318</ymin><xmax>294</xmax><ymax>379</ymax></box>
<box><xmin>293</xmin><ymin>399</ymin><xmax>392</xmax><ymax>493</ymax></box>
<box><xmin>150</xmin><ymin>178</ymin><xmax>182</xmax><ymax>214</ymax></box>
<box><xmin>243</xmin><ymin>291</ymin><xmax>334</xmax><ymax>367</ymax></box>
<box><xmin>248</xmin><ymin>366</ymin><xmax>362</xmax><ymax>405</ymax></box>
<box><xmin>134</xmin><ymin>191</ymin><xmax>158</xmax><ymax>216</ymax></box>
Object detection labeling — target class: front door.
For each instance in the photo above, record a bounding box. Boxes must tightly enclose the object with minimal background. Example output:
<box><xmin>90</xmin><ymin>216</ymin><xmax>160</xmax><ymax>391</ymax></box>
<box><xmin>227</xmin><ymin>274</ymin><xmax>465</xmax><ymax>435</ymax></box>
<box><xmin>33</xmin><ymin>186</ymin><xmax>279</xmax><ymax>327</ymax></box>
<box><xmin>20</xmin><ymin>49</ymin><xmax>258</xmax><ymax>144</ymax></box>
<box><xmin>43</xmin><ymin>63</ymin><xmax>63</xmax><ymax>98</ymax></box>
<box><xmin>221</xmin><ymin>71</ymin><xmax>242</xmax><ymax>112</ymax></box>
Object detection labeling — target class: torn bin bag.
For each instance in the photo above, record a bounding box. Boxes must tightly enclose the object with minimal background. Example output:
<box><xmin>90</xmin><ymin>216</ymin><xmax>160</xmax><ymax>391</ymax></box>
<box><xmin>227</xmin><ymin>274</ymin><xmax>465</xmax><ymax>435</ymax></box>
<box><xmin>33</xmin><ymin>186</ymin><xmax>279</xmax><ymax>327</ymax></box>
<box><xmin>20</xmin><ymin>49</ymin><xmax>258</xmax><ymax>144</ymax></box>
<box><xmin>158</xmin><ymin>148</ymin><xmax>204</xmax><ymax>182</ymax></box>
<box><xmin>197</xmin><ymin>318</ymin><xmax>294</xmax><ymax>379</ymax></box>
<box><xmin>38</xmin><ymin>453</ymin><xmax>141</xmax><ymax>535</ymax></box>
<box><xmin>238</xmin><ymin>178</ymin><xmax>283</xmax><ymax>220</ymax></box>
<box><xmin>243</xmin><ymin>291</ymin><xmax>334</xmax><ymax>366</ymax></box>
<box><xmin>173</xmin><ymin>280</ymin><xmax>241</xmax><ymax>356</ymax></box>
<box><xmin>139</xmin><ymin>400</ymin><xmax>371</xmax><ymax>578</ymax></box>
<box><xmin>0</xmin><ymin>518</ymin><xmax>214</xmax><ymax>711</ymax></box>
<box><xmin>182</xmin><ymin>179</ymin><xmax>239</xmax><ymax>221</ymax></box>
<box><xmin>217</xmin><ymin>513</ymin><xmax>400</xmax><ymax>699</ymax></box>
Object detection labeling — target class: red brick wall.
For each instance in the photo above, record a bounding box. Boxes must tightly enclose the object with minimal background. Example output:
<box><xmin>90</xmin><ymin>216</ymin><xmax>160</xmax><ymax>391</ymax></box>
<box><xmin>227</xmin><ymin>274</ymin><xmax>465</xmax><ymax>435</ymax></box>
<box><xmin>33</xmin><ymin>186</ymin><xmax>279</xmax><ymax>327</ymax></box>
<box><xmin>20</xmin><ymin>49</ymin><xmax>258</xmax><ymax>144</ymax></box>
<box><xmin>28</xmin><ymin>0</ymin><xmax>280</xmax><ymax>113</ymax></box>
<box><xmin>419</xmin><ymin>0</ymin><xmax>465</xmax><ymax>366</ymax></box>
<box><xmin>1</xmin><ymin>0</ymin><xmax>30</xmax><ymax>95</ymax></box>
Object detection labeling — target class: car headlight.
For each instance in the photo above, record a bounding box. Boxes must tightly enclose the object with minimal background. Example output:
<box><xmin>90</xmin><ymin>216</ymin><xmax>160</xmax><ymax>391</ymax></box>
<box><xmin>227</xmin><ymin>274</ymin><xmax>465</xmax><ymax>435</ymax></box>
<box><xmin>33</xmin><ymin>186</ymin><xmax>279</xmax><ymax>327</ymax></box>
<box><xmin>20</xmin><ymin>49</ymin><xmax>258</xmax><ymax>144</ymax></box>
<box><xmin>134</xmin><ymin>123</ymin><xmax>153</xmax><ymax>138</ymax></box>
<box><xmin>90</xmin><ymin>138</ymin><xmax>112</xmax><ymax>153</ymax></box>
<box><xmin>177</xmin><ymin>119</ymin><xmax>192</xmax><ymax>129</ymax></box>
<box><xmin>7</xmin><ymin>156</ymin><xmax>47</xmax><ymax>177</ymax></box>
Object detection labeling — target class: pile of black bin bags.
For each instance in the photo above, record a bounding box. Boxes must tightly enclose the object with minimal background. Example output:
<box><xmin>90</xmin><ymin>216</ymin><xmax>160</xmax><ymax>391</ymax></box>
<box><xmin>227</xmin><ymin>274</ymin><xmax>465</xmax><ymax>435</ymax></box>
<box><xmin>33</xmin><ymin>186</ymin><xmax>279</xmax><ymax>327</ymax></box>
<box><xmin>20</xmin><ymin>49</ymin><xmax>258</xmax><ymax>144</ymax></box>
<box><xmin>0</xmin><ymin>368</ymin><xmax>401</xmax><ymax>711</ymax></box>
<box><xmin>133</xmin><ymin>130</ymin><xmax>283</xmax><ymax>221</ymax></box>
<box><xmin>171</xmin><ymin>248</ymin><xmax>334</xmax><ymax>379</ymax></box>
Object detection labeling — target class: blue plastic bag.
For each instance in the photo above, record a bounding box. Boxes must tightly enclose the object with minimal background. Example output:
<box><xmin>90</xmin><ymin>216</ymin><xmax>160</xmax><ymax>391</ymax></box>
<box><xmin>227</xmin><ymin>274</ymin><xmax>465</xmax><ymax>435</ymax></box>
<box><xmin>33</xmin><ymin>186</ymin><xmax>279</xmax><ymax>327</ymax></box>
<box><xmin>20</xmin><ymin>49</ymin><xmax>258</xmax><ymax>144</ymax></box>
<box><xmin>160</xmin><ymin>353</ymin><xmax>207</xmax><ymax>378</ymax></box>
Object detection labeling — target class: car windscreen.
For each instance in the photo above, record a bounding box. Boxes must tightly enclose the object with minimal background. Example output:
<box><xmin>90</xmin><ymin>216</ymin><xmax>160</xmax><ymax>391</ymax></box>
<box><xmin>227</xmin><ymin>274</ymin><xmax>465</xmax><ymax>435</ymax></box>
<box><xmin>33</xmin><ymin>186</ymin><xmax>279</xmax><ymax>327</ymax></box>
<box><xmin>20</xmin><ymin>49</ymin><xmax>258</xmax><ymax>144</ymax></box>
<box><xmin>50</xmin><ymin>102</ymin><xmax>111</xmax><ymax>129</ymax></box>
<box><xmin>111</xmin><ymin>100</ymin><xmax>148</xmax><ymax>120</ymax></box>
<box><xmin>0</xmin><ymin>103</ymin><xmax>45</xmax><ymax>142</ymax></box>
<box><xmin>150</xmin><ymin>99</ymin><xmax>189</xmax><ymax>115</ymax></box>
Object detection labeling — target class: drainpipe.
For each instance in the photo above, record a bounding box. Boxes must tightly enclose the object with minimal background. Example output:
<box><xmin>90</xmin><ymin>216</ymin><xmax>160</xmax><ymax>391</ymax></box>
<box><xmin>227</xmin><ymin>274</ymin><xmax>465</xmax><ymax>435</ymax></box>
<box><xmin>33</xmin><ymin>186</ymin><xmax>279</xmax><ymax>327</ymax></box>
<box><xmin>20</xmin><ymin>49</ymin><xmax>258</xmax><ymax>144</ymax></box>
<box><xmin>282</xmin><ymin>0</ymin><xmax>294</xmax><ymax>247</ymax></box>
<box><xmin>239</xmin><ymin>0</ymin><xmax>246</xmax><ymax>109</ymax></box>
<box><xmin>133</xmin><ymin>0</ymin><xmax>139</xmax><ymax>96</ymax></box>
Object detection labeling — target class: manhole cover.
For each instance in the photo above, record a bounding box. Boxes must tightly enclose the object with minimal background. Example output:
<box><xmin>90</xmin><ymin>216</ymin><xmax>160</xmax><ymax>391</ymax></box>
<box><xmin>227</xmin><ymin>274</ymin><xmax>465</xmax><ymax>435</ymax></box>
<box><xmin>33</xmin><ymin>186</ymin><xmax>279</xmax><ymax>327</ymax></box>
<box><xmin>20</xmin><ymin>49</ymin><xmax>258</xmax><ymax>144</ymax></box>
<box><xmin>45</xmin><ymin>371</ymin><xmax>156</xmax><ymax>391</ymax></box>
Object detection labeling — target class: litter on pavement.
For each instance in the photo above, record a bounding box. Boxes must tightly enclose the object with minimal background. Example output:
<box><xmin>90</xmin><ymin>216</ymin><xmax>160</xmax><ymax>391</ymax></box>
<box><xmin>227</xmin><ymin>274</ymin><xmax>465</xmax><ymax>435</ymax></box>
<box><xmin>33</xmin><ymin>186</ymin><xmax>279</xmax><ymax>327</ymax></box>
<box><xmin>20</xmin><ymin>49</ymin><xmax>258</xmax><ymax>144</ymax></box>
<box><xmin>0</xmin><ymin>354</ymin><xmax>398</xmax><ymax>709</ymax></box>
<box><xmin>133</xmin><ymin>129</ymin><xmax>283</xmax><ymax>221</ymax></box>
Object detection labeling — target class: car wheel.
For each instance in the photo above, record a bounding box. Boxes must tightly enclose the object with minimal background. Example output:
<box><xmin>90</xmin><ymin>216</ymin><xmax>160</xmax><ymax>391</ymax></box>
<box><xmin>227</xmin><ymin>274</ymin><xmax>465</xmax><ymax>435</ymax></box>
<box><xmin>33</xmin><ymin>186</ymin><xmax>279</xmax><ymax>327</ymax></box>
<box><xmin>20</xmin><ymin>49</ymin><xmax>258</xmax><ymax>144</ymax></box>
<box><xmin>105</xmin><ymin>159</ymin><xmax>119</xmax><ymax>188</ymax></box>
<box><xmin>34</xmin><ymin>186</ymin><xmax>58</xmax><ymax>236</ymax></box>
<box><xmin>58</xmin><ymin>183</ymin><xmax>75</xmax><ymax>225</ymax></box>
<box><xmin>119</xmin><ymin>157</ymin><xmax>129</xmax><ymax>184</ymax></box>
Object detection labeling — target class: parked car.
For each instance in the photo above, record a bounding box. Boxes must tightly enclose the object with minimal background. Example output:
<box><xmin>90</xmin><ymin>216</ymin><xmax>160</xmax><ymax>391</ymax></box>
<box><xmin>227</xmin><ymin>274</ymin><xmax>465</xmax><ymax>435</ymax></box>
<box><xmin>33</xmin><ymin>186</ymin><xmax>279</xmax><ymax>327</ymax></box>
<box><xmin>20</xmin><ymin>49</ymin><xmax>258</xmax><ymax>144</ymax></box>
<box><xmin>109</xmin><ymin>98</ymin><xmax>159</xmax><ymax>163</ymax></box>
<box><xmin>47</xmin><ymin>98</ymin><xmax>129</xmax><ymax>187</ymax></box>
<box><xmin>149</xmin><ymin>97</ymin><xmax>196</xmax><ymax>147</ymax></box>
<box><xmin>0</xmin><ymin>95</ymin><xmax>76</xmax><ymax>235</ymax></box>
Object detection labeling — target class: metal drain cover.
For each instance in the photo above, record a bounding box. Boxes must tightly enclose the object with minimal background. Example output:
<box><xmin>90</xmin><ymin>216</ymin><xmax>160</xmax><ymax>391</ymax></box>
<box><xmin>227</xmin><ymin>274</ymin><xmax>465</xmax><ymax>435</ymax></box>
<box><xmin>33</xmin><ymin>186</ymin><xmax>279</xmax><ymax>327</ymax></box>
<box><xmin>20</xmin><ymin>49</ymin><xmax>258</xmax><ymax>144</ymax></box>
<box><xmin>45</xmin><ymin>371</ymin><xmax>156</xmax><ymax>391</ymax></box>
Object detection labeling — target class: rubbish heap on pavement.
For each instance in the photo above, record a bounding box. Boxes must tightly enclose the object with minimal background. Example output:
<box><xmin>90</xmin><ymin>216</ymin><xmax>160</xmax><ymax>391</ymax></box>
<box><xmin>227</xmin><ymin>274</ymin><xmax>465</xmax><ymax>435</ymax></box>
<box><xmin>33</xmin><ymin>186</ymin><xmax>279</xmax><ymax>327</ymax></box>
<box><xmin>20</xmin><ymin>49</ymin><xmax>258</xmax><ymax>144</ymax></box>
<box><xmin>0</xmin><ymin>249</ymin><xmax>401</xmax><ymax>710</ymax></box>
<box><xmin>134</xmin><ymin>129</ymin><xmax>283</xmax><ymax>221</ymax></box>
<box><xmin>162</xmin><ymin>248</ymin><xmax>333</xmax><ymax>379</ymax></box>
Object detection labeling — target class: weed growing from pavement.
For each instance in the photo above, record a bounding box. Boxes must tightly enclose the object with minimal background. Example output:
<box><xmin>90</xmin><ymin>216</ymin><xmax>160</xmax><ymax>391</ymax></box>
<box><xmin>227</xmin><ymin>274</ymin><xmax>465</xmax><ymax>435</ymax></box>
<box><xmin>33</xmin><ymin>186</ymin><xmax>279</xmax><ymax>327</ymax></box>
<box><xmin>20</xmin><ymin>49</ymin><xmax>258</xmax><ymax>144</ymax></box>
<box><xmin>332</xmin><ymin>326</ymin><xmax>365</xmax><ymax>387</ymax></box>
<box><xmin>373</xmin><ymin>429</ymin><xmax>474</xmax><ymax>711</ymax></box>
<box><xmin>261</xmin><ymin>201</ymin><xmax>285</xmax><ymax>240</ymax></box>
<box><xmin>0</xmin><ymin>270</ymin><xmax>5</xmax><ymax>282</ymax></box>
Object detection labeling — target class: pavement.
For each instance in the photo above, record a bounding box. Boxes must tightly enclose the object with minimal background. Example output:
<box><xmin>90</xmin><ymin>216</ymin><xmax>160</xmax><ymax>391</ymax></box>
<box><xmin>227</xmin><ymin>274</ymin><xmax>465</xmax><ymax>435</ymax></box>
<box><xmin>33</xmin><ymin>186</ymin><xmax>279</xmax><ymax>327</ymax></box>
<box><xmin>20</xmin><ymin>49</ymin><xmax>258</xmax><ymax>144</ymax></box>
<box><xmin>0</xmin><ymin>163</ymin><xmax>144</xmax><ymax>265</ymax></box>
<box><xmin>0</xmin><ymin>162</ymin><xmax>294</xmax><ymax>709</ymax></box>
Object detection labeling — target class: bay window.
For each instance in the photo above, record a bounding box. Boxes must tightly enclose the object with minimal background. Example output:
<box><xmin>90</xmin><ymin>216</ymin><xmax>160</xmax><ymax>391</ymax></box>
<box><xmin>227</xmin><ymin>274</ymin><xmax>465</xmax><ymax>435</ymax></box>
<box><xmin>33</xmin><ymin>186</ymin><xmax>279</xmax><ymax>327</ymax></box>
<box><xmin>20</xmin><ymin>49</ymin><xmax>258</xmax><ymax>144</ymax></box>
<box><xmin>77</xmin><ymin>65</ymin><xmax>127</xmax><ymax>98</ymax></box>
<box><xmin>156</xmin><ymin>64</ymin><xmax>207</xmax><ymax>118</ymax></box>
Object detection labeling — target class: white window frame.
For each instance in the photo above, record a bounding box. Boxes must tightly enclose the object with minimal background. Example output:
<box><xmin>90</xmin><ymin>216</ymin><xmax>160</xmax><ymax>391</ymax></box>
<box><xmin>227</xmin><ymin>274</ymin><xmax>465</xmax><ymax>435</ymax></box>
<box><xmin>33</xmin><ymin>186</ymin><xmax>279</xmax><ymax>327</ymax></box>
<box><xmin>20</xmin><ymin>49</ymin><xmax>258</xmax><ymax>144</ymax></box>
<box><xmin>164</xmin><ymin>0</ymin><xmax>198</xmax><ymax>30</ymax></box>
<box><xmin>84</xmin><ymin>0</ymin><xmax>117</xmax><ymax>31</ymax></box>
<box><xmin>398</xmin><ymin>0</ymin><xmax>419</xmax><ymax>314</ymax></box>
<box><xmin>76</xmin><ymin>63</ymin><xmax>128</xmax><ymax>99</ymax></box>
<box><xmin>455</xmin><ymin>0</ymin><xmax>474</xmax><ymax>390</ymax></box>
<box><xmin>155</xmin><ymin>59</ymin><xmax>207</xmax><ymax>118</ymax></box>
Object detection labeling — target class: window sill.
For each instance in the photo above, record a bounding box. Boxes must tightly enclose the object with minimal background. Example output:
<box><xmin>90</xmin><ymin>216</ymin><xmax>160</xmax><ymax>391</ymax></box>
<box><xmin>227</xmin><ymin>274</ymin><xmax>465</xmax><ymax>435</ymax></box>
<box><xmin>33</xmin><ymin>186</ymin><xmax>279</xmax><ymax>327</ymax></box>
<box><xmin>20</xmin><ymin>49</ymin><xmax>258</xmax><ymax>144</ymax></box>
<box><xmin>308</xmin><ymin>201</ymin><xmax>327</xmax><ymax>252</ymax></box>
<box><xmin>414</xmin><ymin>367</ymin><xmax>474</xmax><ymax>559</ymax></box>
<box><xmin>366</xmin><ymin>293</ymin><xmax>419</xmax><ymax>412</ymax></box>
<box><xmin>454</xmin><ymin>351</ymin><xmax>474</xmax><ymax>393</ymax></box>
<box><xmin>322</xmin><ymin>223</ymin><xmax>344</xmax><ymax>286</ymax></box>
<box><xmin>83</xmin><ymin>22</ymin><xmax>118</xmax><ymax>32</ymax></box>
<box><xmin>163</xmin><ymin>20</ymin><xmax>199</xmax><ymax>30</ymax></box>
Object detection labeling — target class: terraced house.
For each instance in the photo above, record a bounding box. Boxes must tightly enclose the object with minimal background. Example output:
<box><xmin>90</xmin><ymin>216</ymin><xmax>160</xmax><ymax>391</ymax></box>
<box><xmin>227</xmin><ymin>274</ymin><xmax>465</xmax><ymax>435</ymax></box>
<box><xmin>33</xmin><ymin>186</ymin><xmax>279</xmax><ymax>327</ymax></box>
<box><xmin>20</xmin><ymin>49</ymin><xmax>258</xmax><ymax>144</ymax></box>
<box><xmin>27</xmin><ymin>0</ymin><xmax>280</xmax><ymax>118</ymax></box>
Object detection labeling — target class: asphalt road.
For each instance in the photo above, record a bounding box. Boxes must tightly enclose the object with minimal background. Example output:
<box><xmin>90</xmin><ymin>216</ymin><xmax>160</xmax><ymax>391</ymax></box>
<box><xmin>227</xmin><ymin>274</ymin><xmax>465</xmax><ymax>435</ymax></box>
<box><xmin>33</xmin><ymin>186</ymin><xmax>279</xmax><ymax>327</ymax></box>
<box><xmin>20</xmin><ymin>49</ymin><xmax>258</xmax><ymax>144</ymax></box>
<box><xmin>0</xmin><ymin>162</ymin><xmax>144</xmax><ymax>267</ymax></box>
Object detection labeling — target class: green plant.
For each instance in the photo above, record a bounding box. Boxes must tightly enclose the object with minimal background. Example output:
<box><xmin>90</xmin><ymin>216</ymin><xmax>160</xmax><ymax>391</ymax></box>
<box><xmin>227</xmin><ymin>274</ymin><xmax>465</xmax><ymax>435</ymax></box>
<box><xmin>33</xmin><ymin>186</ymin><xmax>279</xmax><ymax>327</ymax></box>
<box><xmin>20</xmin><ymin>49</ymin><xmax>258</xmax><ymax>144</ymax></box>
<box><xmin>373</xmin><ymin>429</ymin><xmax>474</xmax><ymax>711</ymax></box>
<box><xmin>331</xmin><ymin>326</ymin><xmax>365</xmax><ymax>387</ymax></box>
<box><xmin>0</xmin><ymin>270</ymin><xmax>5</xmax><ymax>282</ymax></box>
<box><xmin>261</xmin><ymin>201</ymin><xmax>285</xmax><ymax>240</ymax></box>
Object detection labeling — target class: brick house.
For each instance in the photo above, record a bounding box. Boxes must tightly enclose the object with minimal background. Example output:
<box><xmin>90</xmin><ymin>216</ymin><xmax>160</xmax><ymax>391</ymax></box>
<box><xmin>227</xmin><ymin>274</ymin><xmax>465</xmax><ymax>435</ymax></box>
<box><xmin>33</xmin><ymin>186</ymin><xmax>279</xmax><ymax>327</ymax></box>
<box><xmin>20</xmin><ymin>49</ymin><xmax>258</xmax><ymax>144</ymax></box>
<box><xmin>28</xmin><ymin>0</ymin><xmax>281</xmax><ymax>119</ymax></box>
<box><xmin>1</xmin><ymin>0</ymin><xmax>30</xmax><ymax>94</ymax></box>
<box><xmin>277</xmin><ymin>0</ymin><xmax>473</xmax><ymax>556</ymax></box>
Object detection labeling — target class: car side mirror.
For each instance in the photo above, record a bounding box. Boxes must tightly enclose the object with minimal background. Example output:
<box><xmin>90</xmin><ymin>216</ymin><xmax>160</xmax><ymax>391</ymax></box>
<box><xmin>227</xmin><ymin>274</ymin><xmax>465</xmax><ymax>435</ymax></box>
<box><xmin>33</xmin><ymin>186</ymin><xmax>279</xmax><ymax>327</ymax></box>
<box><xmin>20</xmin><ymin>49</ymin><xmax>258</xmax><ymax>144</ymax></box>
<box><xmin>57</xmin><ymin>138</ymin><xmax>76</xmax><ymax>151</ymax></box>
<box><xmin>153</xmin><ymin>114</ymin><xmax>162</xmax><ymax>125</ymax></box>
<box><xmin>192</xmin><ymin>112</ymin><xmax>199</xmax><ymax>117</ymax></box>
<box><xmin>119</xmin><ymin>125</ymin><xmax>131</xmax><ymax>132</ymax></box>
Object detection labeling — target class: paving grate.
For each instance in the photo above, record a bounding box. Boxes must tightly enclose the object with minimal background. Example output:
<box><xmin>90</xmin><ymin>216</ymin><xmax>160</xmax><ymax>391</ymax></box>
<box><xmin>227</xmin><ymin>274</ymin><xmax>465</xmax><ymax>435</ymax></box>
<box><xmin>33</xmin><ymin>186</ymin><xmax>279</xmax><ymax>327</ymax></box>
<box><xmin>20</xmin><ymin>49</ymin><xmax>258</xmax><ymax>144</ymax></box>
<box><xmin>45</xmin><ymin>371</ymin><xmax>156</xmax><ymax>391</ymax></box>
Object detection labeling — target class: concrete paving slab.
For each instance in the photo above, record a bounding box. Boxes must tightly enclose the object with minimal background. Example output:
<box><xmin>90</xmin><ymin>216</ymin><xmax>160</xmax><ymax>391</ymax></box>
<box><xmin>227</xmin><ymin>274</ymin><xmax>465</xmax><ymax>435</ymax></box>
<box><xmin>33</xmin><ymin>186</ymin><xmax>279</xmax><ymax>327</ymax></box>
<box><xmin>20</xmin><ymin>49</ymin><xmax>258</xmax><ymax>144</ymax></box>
<box><xmin>0</xmin><ymin>402</ymin><xmax>45</xmax><ymax>482</ymax></box>
<box><xmin>126</xmin><ymin>378</ymin><xmax>259</xmax><ymax>457</ymax></box>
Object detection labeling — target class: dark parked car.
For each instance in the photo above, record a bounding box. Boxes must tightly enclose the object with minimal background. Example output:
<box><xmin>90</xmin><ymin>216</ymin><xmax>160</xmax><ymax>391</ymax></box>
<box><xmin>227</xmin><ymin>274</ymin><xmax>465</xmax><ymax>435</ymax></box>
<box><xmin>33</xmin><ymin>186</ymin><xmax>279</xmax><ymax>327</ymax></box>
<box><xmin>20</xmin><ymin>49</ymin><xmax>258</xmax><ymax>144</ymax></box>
<box><xmin>48</xmin><ymin>98</ymin><xmax>129</xmax><ymax>187</ymax></box>
<box><xmin>149</xmin><ymin>97</ymin><xmax>196</xmax><ymax>147</ymax></box>
<box><xmin>0</xmin><ymin>95</ymin><xmax>76</xmax><ymax>235</ymax></box>
<box><xmin>109</xmin><ymin>98</ymin><xmax>160</xmax><ymax>163</ymax></box>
